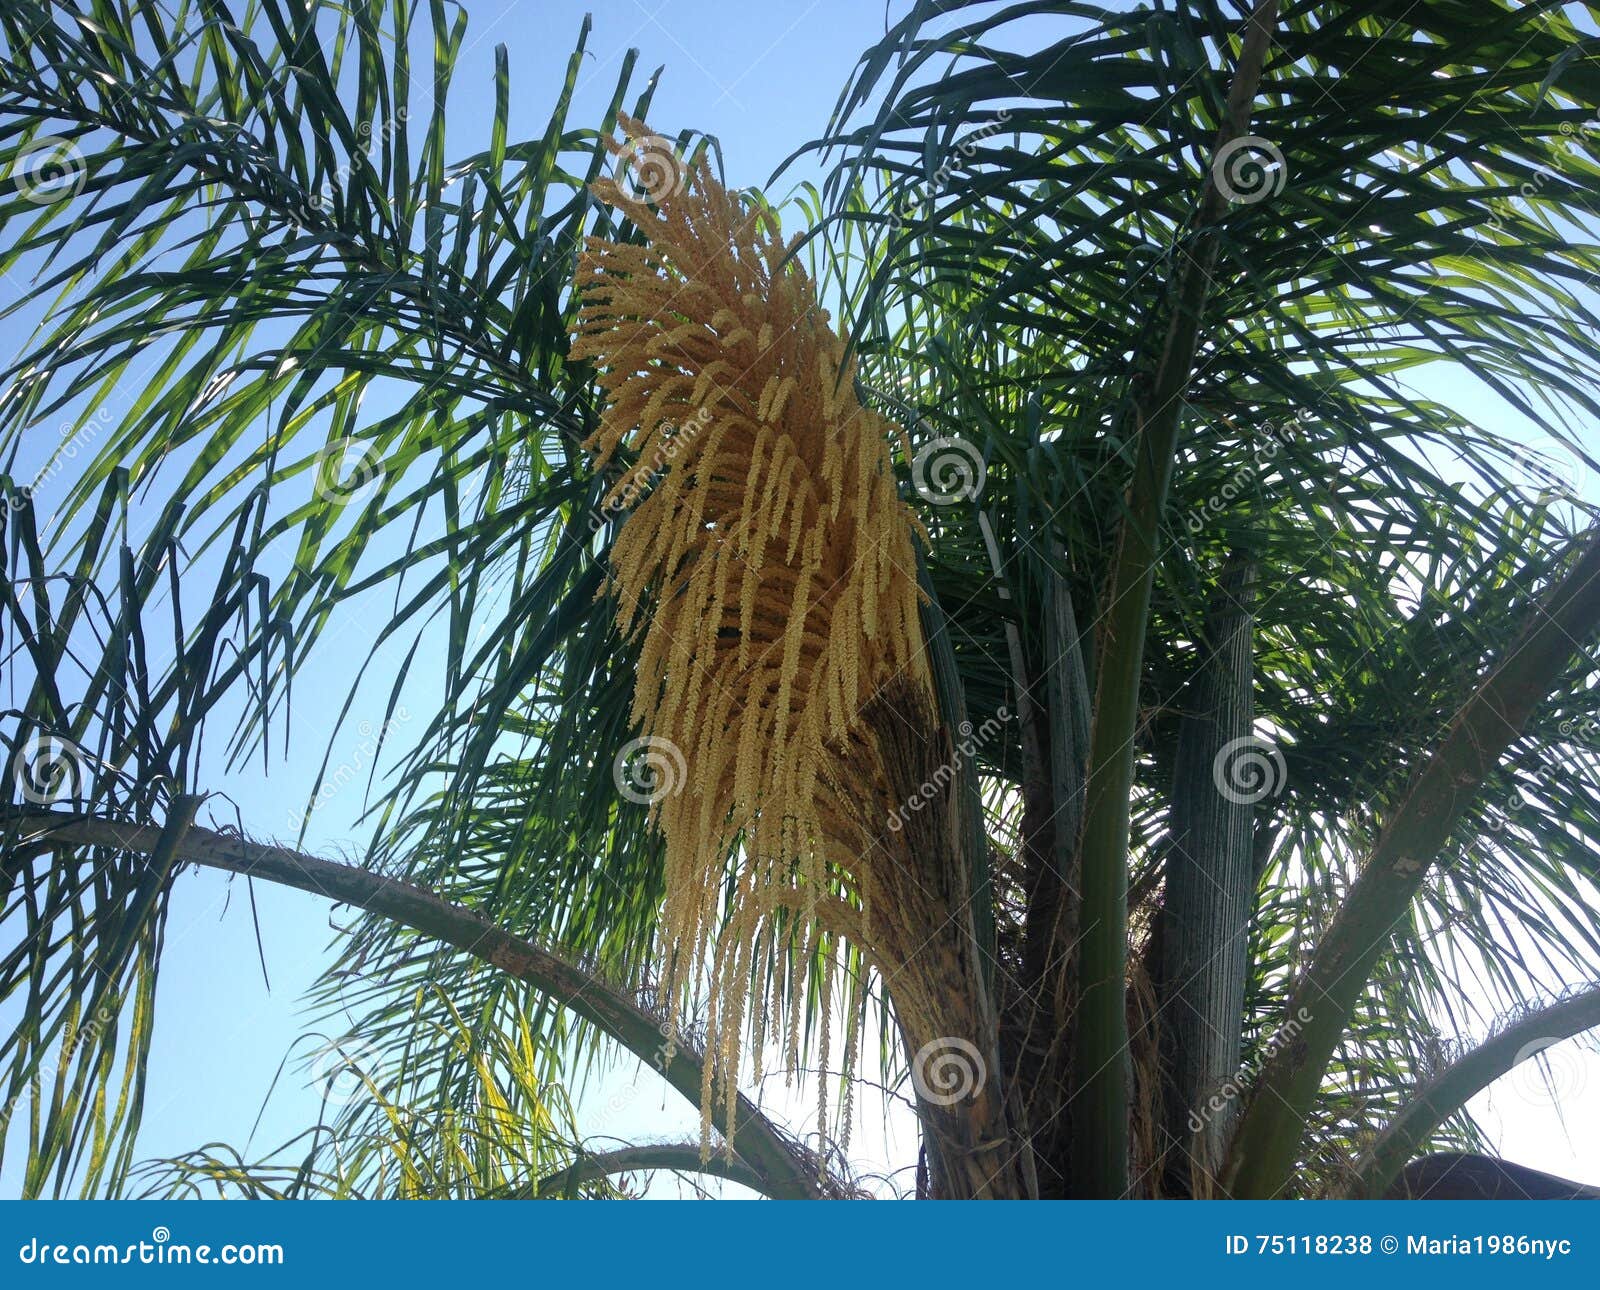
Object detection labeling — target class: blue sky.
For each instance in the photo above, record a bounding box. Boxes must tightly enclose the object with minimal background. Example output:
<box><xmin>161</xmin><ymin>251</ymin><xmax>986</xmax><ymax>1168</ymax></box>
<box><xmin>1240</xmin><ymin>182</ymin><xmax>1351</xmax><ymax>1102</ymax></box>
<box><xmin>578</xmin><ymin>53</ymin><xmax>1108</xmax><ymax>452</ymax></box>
<box><xmin>3</xmin><ymin>0</ymin><xmax>1598</xmax><ymax>1198</ymax></box>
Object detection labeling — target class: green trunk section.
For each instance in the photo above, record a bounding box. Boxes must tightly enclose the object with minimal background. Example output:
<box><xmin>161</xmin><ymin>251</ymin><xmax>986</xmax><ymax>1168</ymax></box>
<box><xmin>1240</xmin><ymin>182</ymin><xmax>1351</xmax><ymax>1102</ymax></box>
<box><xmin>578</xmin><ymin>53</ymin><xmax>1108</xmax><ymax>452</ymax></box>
<box><xmin>1068</xmin><ymin>0</ymin><xmax>1279</xmax><ymax>1197</ymax></box>
<box><xmin>1159</xmin><ymin>556</ymin><xmax>1256</xmax><ymax>1189</ymax></box>
<box><xmin>1012</xmin><ymin>564</ymin><xmax>1090</xmax><ymax>1196</ymax></box>
<box><xmin>1023</xmin><ymin>565</ymin><xmax>1090</xmax><ymax>989</ymax></box>
<box><xmin>917</xmin><ymin>545</ymin><xmax>997</xmax><ymax>994</ymax></box>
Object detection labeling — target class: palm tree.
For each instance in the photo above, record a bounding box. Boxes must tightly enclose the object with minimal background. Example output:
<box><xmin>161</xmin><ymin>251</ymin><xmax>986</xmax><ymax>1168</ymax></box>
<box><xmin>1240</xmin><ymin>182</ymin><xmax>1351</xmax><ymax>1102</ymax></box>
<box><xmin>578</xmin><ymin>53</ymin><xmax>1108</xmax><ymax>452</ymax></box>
<box><xmin>3</xmin><ymin>0</ymin><xmax>1600</xmax><ymax>1200</ymax></box>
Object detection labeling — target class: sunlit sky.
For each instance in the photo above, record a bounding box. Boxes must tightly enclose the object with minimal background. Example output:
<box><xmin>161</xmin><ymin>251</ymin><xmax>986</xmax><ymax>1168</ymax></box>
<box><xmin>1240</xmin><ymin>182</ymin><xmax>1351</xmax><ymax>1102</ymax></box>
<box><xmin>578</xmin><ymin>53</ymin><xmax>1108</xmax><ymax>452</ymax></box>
<box><xmin>3</xmin><ymin>0</ymin><xmax>1598</xmax><ymax>1198</ymax></box>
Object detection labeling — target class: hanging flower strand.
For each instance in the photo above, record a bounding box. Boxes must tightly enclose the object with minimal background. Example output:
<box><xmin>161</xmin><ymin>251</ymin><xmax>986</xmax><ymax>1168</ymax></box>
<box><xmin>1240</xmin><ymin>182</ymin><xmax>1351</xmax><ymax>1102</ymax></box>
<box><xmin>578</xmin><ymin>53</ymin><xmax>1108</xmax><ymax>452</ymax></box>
<box><xmin>571</xmin><ymin>118</ymin><xmax>935</xmax><ymax>1151</ymax></box>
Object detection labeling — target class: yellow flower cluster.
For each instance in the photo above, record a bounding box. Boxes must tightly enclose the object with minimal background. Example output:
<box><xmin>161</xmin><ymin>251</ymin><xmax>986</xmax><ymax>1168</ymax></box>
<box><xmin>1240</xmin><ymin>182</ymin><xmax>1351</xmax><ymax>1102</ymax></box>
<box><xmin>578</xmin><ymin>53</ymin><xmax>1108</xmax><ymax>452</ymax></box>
<box><xmin>572</xmin><ymin>120</ymin><xmax>932</xmax><ymax>1148</ymax></box>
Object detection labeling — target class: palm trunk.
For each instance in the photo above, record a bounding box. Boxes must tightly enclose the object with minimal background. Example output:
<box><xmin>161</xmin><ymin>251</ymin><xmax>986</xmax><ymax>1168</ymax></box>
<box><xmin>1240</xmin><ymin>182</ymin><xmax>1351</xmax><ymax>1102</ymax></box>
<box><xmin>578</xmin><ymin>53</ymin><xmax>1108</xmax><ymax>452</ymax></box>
<box><xmin>1012</xmin><ymin>564</ymin><xmax>1090</xmax><ymax>1197</ymax></box>
<box><xmin>904</xmin><ymin>1006</ymin><xmax>1036</xmax><ymax>1199</ymax></box>
<box><xmin>1157</xmin><ymin>555</ymin><xmax>1257</xmax><ymax>1191</ymax></box>
<box><xmin>1067</xmin><ymin>1</ymin><xmax>1280</xmax><ymax>1195</ymax></box>
<box><xmin>1023</xmin><ymin>565</ymin><xmax>1091</xmax><ymax>988</ymax></box>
